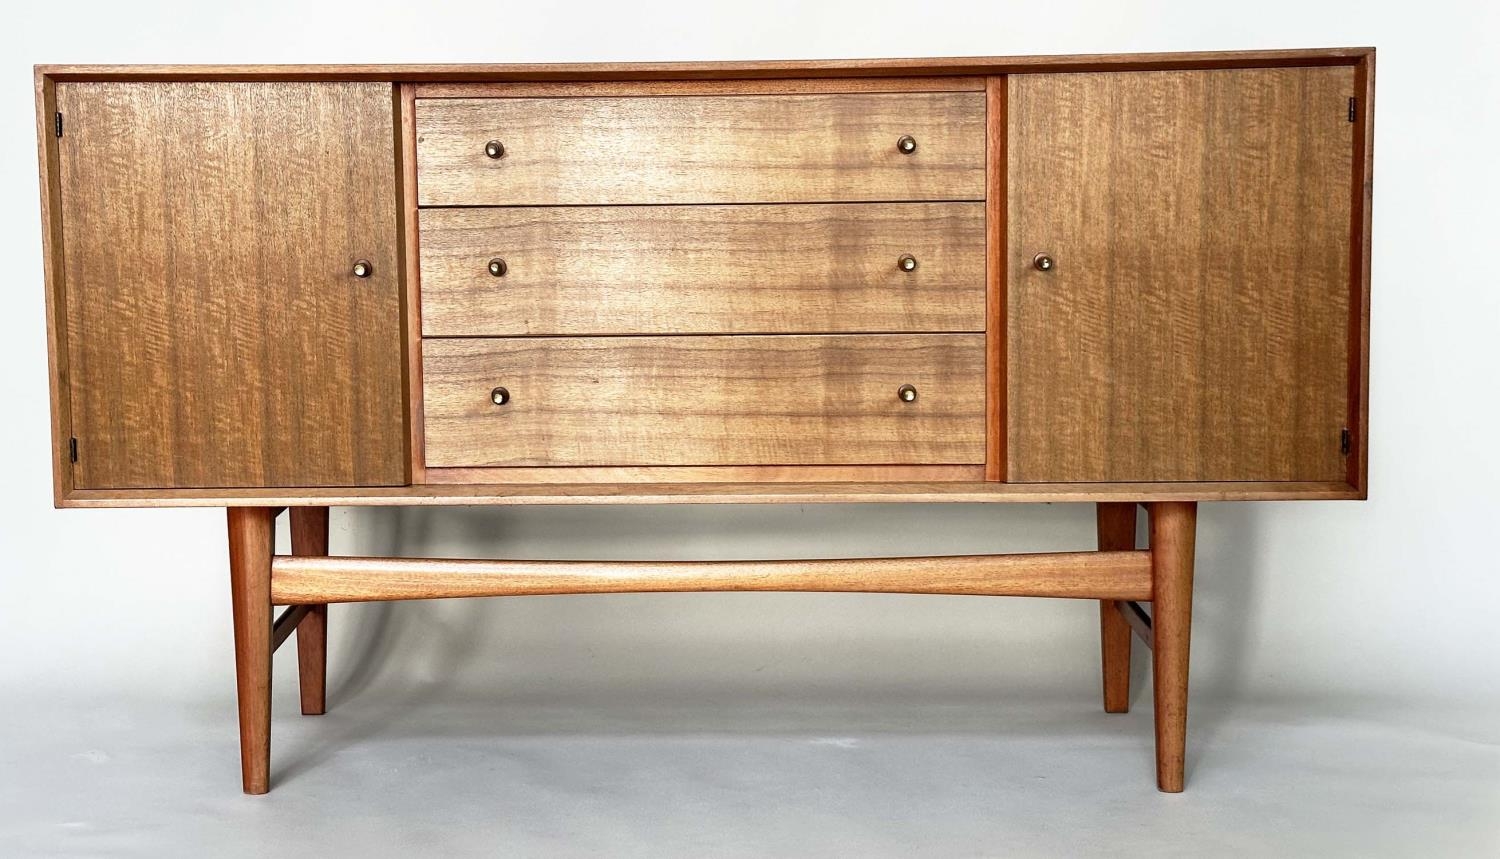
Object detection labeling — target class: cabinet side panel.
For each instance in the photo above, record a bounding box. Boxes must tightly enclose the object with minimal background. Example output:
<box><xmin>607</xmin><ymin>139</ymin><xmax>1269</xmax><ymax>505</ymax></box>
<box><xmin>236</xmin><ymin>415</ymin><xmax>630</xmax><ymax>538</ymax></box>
<box><xmin>56</xmin><ymin>82</ymin><xmax>406</xmax><ymax>488</ymax></box>
<box><xmin>1008</xmin><ymin>67</ymin><xmax>1356</xmax><ymax>483</ymax></box>
<box><xmin>36</xmin><ymin>72</ymin><xmax>73</xmax><ymax>503</ymax></box>
<box><xmin>1348</xmin><ymin>53</ymin><xmax>1374</xmax><ymax>494</ymax></box>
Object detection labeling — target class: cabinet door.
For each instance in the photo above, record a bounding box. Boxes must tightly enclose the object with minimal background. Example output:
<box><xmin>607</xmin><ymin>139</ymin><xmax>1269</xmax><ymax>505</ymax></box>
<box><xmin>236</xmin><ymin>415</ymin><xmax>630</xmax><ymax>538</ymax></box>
<box><xmin>56</xmin><ymin>82</ymin><xmax>405</xmax><ymax>488</ymax></box>
<box><xmin>1007</xmin><ymin>68</ymin><xmax>1356</xmax><ymax>483</ymax></box>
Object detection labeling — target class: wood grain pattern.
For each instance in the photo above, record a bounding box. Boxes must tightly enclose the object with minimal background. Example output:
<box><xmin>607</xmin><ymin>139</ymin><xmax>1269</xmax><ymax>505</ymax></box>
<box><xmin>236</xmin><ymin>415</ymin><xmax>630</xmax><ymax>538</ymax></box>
<box><xmin>423</xmin><ymin>465</ymin><xmax>984</xmax><ymax>484</ymax></box>
<box><xmin>415</xmin><ymin>77</ymin><xmax>986</xmax><ymax>98</ymax></box>
<box><xmin>1097</xmin><ymin>502</ymin><xmax>1138</xmax><ymax>714</ymax></box>
<box><xmin>1148</xmin><ymin>501</ymin><xmax>1196</xmax><ymax>793</ymax></box>
<box><xmin>984</xmin><ymin>76</ymin><xmax>1007</xmax><ymax>481</ymax></box>
<box><xmin>35</xmin><ymin>70</ymin><xmax>73</xmax><ymax>503</ymax></box>
<box><xmin>270</xmin><ymin>551</ymin><xmax>1153</xmax><ymax>605</ymax></box>
<box><xmin>398</xmin><ymin>83</ymin><xmax>426</xmax><ymax>485</ymax></box>
<box><xmin>289</xmin><ymin>507</ymin><xmax>329</xmax><ymax>716</ymax></box>
<box><xmin>60</xmin><ymin>480</ymin><xmax>1364</xmax><ymax>508</ymax></box>
<box><xmin>423</xmin><ymin>335</ymin><xmax>985</xmax><ymax>467</ymax></box>
<box><xmin>36</xmin><ymin>49</ymin><xmax>1372</xmax><ymax>82</ymax></box>
<box><xmin>419</xmin><ymin>203</ymin><xmax>984</xmax><ymax>335</ymax></box>
<box><xmin>55</xmin><ymin>82</ymin><xmax>406</xmax><ymax>489</ymax></box>
<box><xmin>227</xmin><ymin>506</ymin><xmax>274</xmax><ymax>795</ymax></box>
<box><xmin>415</xmin><ymin>93</ymin><xmax>985</xmax><ymax>206</ymax></box>
<box><xmin>1007</xmin><ymin>67</ymin><xmax>1356</xmax><ymax>483</ymax></box>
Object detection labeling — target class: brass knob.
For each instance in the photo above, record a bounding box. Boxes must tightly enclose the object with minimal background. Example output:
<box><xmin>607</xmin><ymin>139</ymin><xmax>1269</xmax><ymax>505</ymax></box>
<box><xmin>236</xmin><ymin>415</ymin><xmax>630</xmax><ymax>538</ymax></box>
<box><xmin>897</xmin><ymin>384</ymin><xmax>918</xmax><ymax>403</ymax></box>
<box><xmin>897</xmin><ymin>135</ymin><xmax>917</xmax><ymax>154</ymax></box>
<box><xmin>1032</xmin><ymin>253</ymin><xmax>1055</xmax><ymax>272</ymax></box>
<box><xmin>484</xmin><ymin>140</ymin><xmax>505</xmax><ymax>159</ymax></box>
<box><xmin>490</xmin><ymin>386</ymin><xmax>510</xmax><ymax>406</ymax></box>
<box><xmin>898</xmin><ymin>254</ymin><xmax>918</xmax><ymax>272</ymax></box>
<box><xmin>488</xmin><ymin>258</ymin><xmax>508</xmax><ymax>277</ymax></box>
<box><xmin>352</xmin><ymin>259</ymin><xmax>372</xmax><ymax>278</ymax></box>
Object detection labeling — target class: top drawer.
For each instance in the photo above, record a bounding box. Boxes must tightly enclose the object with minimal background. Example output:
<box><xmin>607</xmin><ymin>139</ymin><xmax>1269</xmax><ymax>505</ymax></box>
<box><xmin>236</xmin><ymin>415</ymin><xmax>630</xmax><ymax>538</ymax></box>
<box><xmin>415</xmin><ymin>92</ymin><xmax>986</xmax><ymax>206</ymax></box>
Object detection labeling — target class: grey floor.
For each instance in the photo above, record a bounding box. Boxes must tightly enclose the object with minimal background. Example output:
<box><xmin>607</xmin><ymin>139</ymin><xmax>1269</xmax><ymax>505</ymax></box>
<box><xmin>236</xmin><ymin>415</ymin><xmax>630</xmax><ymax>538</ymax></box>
<box><xmin>3</xmin><ymin>684</ymin><xmax>1495</xmax><ymax>857</ymax></box>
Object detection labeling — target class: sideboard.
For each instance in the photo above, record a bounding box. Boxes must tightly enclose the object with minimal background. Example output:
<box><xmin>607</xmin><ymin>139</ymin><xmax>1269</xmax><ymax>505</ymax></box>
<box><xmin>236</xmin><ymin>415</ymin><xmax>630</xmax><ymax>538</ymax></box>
<box><xmin>33</xmin><ymin>47</ymin><xmax>1375</xmax><ymax>794</ymax></box>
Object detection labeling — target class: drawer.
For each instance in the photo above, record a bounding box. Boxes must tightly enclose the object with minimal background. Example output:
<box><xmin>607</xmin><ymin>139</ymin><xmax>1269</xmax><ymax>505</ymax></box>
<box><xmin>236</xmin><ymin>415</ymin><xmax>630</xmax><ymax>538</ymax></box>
<box><xmin>422</xmin><ymin>335</ymin><xmax>985</xmax><ymax>467</ymax></box>
<box><xmin>415</xmin><ymin>93</ymin><xmax>985</xmax><ymax>206</ymax></box>
<box><xmin>419</xmin><ymin>203</ymin><xmax>985</xmax><ymax>336</ymax></box>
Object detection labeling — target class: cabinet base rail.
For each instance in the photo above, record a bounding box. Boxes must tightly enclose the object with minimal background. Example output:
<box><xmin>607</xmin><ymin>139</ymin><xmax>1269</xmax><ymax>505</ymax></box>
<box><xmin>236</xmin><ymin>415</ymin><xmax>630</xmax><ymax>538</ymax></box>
<box><xmin>227</xmin><ymin>501</ymin><xmax>1198</xmax><ymax>795</ymax></box>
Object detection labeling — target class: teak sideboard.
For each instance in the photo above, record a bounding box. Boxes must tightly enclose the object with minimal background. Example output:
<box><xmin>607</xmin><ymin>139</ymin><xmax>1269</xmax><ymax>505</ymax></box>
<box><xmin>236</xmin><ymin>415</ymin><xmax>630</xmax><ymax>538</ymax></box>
<box><xmin>33</xmin><ymin>48</ymin><xmax>1375</xmax><ymax>794</ymax></box>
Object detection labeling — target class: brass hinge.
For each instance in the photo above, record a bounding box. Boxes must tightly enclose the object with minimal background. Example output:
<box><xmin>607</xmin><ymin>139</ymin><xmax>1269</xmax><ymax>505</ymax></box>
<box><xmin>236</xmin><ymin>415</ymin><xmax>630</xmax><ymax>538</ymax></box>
<box><xmin>1340</xmin><ymin>427</ymin><xmax>1351</xmax><ymax>456</ymax></box>
<box><xmin>1347</xmin><ymin>97</ymin><xmax>1357</xmax><ymax>123</ymax></box>
<box><xmin>54</xmin><ymin>111</ymin><xmax>62</xmax><ymax>137</ymax></box>
<box><xmin>69</xmin><ymin>436</ymin><xmax>78</xmax><ymax>462</ymax></box>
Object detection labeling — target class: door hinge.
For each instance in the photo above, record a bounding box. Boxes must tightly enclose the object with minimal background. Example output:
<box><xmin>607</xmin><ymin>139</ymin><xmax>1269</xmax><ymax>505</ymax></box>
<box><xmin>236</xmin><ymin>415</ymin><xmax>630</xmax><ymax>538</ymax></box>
<box><xmin>1340</xmin><ymin>427</ymin><xmax>1351</xmax><ymax>456</ymax></box>
<box><xmin>54</xmin><ymin>111</ymin><xmax>63</xmax><ymax>137</ymax></box>
<box><xmin>68</xmin><ymin>436</ymin><xmax>78</xmax><ymax>462</ymax></box>
<box><xmin>1347</xmin><ymin>97</ymin><xmax>1357</xmax><ymax>123</ymax></box>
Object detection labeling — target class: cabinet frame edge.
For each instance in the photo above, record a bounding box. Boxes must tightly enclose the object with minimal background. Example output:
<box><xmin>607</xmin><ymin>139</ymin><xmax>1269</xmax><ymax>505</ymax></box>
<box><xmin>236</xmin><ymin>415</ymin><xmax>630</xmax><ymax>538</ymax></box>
<box><xmin>36</xmin><ymin>70</ymin><xmax>74</xmax><ymax>506</ymax></box>
<box><xmin>57</xmin><ymin>481</ymin><xmax>1363</xmax><ymax>508</ymax></box>
<box><xmin>1347</xmin><ymin>49</ymin><xmax>1375</xmax><ymax>498</ymax></box>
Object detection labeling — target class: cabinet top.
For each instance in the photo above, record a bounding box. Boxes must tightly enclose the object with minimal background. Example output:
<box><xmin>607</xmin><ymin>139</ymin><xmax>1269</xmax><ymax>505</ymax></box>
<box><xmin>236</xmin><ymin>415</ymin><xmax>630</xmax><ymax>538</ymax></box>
<box><xmin>36</xmin><ymin>47</ymin><xmax>1373</xmax><ymax>82</ymax></box>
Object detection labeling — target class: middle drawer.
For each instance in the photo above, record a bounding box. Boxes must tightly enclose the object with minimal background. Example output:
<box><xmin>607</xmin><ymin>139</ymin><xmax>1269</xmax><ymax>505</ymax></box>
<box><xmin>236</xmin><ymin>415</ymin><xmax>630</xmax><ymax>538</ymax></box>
<box><xmin>420</xmin><ymin>202</ymin><xmax>985</xmax><ymax>336</ymax></box>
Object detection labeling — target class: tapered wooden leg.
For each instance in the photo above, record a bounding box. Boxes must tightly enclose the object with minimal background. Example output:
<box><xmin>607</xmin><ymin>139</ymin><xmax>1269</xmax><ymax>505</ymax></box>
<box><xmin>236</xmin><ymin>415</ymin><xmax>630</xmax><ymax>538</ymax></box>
<box><xmin>1148</xmin><ymin>501</ymin><xmax>1197</xmax><ymax>793</ymax></box>
<box><xmin>227</xmin><ymin>506</ymin><xmax>275</xmax><ymax>795</ymax></box>
<box><xmin>1097</xmin><ymin>502</ymin><xmax>1138</xmax><ymax>713</ymax></box>
<box><xmin>290</xmin><ymin>507</ymin><xmax>330</xmax><ymax>716</ymax></box>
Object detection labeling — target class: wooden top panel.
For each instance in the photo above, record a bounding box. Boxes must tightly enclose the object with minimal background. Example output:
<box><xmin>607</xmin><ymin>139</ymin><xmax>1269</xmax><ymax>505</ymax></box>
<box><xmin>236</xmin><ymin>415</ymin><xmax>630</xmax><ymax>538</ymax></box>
<box><xmin>36</xmin><ymin>48</ymin><xmax>1372</xmax><ymax>81</ymax></box>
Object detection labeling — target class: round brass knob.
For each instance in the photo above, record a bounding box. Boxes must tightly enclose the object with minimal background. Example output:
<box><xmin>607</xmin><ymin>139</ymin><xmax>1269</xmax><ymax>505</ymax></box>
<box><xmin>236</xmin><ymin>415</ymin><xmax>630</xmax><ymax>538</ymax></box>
<box><xmin>352</xmin><ymin>259</ymin><xmax>372</xmax><ymax>278</ymax></box>
<box><xmin>488</xmin><ymin>258</ymin><xmax>508</xmax><ymax>277</ymax></box>
<box><xmin>897</xmin><ymin>135</ymin><xmax>917</xmax><ymax>154</ymax></box>
<box><xmin>897</xmin><ymin>384</ymin><xmax>918</xmax><ymax>403</ymax></box>
<box><xmin>1032</xmin><ymin>253</ymin><xmax>1055</xmax><ymax>272</ymax></box>
<box><xmin>898</xmin><ymin>254</ymin><xmax>918</xmax><ymax>272</ymax></box>
<box><xmin>490</xmin><ymin>386</ymin><xmax>510</xmax><ymax>406</ymax></box>
<box><xmin>484</xmin><ymin>140</ymin><xmax>505</xmax><ymax>159</ymax></box>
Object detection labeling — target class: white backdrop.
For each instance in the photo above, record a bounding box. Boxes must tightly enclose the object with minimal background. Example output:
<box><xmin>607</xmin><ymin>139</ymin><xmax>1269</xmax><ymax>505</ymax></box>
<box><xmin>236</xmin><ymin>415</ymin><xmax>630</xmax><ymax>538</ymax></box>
<box><xmin>1</xmin><ymin>0</ymin><xmax>1496</xmax><ymax>804</ymax></box>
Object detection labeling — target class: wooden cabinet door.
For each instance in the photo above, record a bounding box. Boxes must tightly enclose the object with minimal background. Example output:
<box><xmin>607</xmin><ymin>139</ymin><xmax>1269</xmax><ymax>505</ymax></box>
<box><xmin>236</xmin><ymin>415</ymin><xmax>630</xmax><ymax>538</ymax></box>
<box><xmin>56</xmin><ymin>82</ymin><xmax>406</xmax><ymax>488</ymax></box>
<box><xmin>1006</xmin><ymin>67</ymin><xmax>1356</xmax><ymax>483</ymax></box>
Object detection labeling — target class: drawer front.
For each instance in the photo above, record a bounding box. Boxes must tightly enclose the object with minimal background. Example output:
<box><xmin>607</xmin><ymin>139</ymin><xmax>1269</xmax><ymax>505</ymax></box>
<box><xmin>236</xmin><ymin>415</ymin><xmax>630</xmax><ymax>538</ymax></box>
<box><xmin>420</xmin><ymin>203</ymin><xmax>985</xmax><ymax>336</ymax></box>
<box><xmin>415</xmin><ymin>93</ymin><xmax>985</xmax><ymax>206</ymax></box>
<box><xmin>423</xmin><ymin>335</ymin><xmax>985</xmax><ymax>467</ymax></box>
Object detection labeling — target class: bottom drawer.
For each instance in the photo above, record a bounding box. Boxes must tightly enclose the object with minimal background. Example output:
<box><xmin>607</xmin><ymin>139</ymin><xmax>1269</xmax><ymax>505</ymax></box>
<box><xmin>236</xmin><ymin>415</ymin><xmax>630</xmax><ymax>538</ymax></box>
<box><xmin>422</xmin><ymin>334</ymin><xmax>985</xmax><ymax>468</ymax></box>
